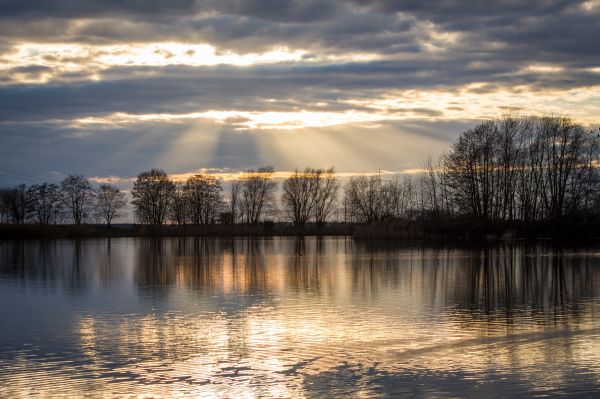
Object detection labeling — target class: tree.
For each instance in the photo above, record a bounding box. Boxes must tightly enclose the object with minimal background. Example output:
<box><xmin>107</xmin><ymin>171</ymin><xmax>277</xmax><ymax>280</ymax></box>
<box><xmin>442</xmin><ymin>115</ymin><xmax>600</xmax><ymax>223</ymax></box>
<box><xmin>184</xmin><ymin>173</ymin><xmax>223</xmax><ymax>225</ymax></box>
<box><xmin>27</xmin><ymin>183</ymin><xmax>63</xmax><ymax>225</ymax></box>
<box><xmin>313</xmin><ymin>168</ymin><xmax>339</xmax><ymax>224</ymax></box>
<box><xmin>418</xmin><ymin>155</ymin><xmax>442</xmax><ymax>218</ymax></box>
<box><xmin>131</xmin><ymin>168</ymin><xmax>175</xmax><ymax>225</ymax></box>
<box><xmin>282</xmin><ymin>168</ymin><xmax>320</xmax><ymax>225</ymax></box>
<box><xmin>95</xmin><ymin>184</ymin><xmax>127</xmax><ymax>226</ymax></box>
<box><xmin>61</xmin><ymin>175</ymin><xmax>94</xmax><ymax>224</ymax></box>
<box><xmin>228</xmin><ymin>180</ymin><xmax>242</xmax><ymax>224</ymax></box>
<box><xmin>168</xmin><ymin>182</ymin><xmax>188</xmax><ymax>225</ymax></box>
<box><xmin>344</xmin><ymin>175</ymin><xmax>384</xmax><ymax>223</ymax></box>
<box><xmin>240</xmin><ymin>166</ymin><xmax>277</xmax><ymax>224</ymax></box>
<box><xmin>0</xmin><ymin>188</ymin><xmax>7</xmax><ymax>223</ymax></box>
<box><xmin>538</xmin><ymin>117</ymin><xmax>587</xmax><ymax>221</ymax></box>
<box><xmin>0</xmin><ymin>185</ymin><xmax>28</xmax><ymax>224</ymax></box>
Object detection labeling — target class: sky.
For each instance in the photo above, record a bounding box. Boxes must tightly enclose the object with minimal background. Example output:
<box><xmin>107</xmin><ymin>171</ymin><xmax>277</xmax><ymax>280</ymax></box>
<box><xmin>0</xmin><ymin>0</ymin><xmax>599</xmax><ymax>187</ymax></box>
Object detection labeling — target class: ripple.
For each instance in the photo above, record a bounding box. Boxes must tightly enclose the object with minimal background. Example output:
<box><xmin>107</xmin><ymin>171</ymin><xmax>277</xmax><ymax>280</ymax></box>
<box><xmin>1</xmin><ymin>237</ymin><xmax>600</xmax><ymax>397</ymax></box>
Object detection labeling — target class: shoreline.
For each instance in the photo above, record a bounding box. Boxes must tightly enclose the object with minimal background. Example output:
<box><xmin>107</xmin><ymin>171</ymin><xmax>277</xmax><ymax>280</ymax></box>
<box><xmin>1</xmin><ymin>221</ymin><xmax>599</xmax><ymax>241</ymax></box>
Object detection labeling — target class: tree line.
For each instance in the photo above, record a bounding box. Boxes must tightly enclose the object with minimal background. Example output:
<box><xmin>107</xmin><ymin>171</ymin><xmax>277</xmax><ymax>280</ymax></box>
<box><xmin>2</xmin><ymin>115</ymin><xmax>599</xmax><ymax>227</ymax></box>
<box><xmin>344</xmin><ymin>115</ymin><xmax>600</xmax><ymax>224</ymax></box>
<box><xmin>0</xmin><ymin>176</ymin><xmax>126</xmax><ymax>226</ymax></box>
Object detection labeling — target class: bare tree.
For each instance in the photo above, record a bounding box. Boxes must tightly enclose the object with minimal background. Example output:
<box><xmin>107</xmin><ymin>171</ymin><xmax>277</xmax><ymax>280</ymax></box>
<box><xmin>419</xmin><ymin>154</ymin><xmax>442</xmax><ymax>218</ymax></box>
<box><xmin>61</xmin><ymin>175</ymin><xmax>94</xmax><ymax>224</ymax></box>
<box><xmin>537</xmin><ymin>117</ymin><xmax>586</xmax><ymax>221</ymax></box>
<box><xmin>344</xmin><ymin>175</ymin><xmax>384</xmax><ymax>223</ymax></box>
<box><xmin>515</xmin><ymin>117</ymin><xmax>544</xmax><ymax>222</ymax></box>
<box><xmin>282</xmin><ymin>168</ymin><xmax>320</xmax><ymax>225</ymax></box>
<box><xmin>0</xmin><ymin>188</ymin><xmax>7</xmax><ymax>223</ymax></box>
<box><xmin>228</xmin><ymin>179</ymin><xmax>242</xmax><ymax>224</ymax></box>
<box><xmin>240</xmin><ymin>166</ymin><xmax>277</xmax><ymax>224</ymax></box>
<box><xmin>443</xmin><ymin>121</ymin><xmax>499</xmax><ymax>221</ymax></box>
<box><xmin>168</xmin><ymin>182</ymin><xmax>188</xmax><ymax>225</ymax></box>
<box><xmin>27</xmin><ymin>183</ymin><xmax>63</xmax><ymax>225</ymax></box>
<box><xmin>443</xmin><ymin>115</ymin><xmax>600</xmax><ymax>223</ymax></box>
<box><xmin>313</xmin><ymin>168</ymin><xmax>339</xmax><ymax>224</ymax></box>
<box><xmin>184</xmin><ymin>173</ymin><xmax>223</xmax><ymax>225</ymax></box>
<box><xmin>95</xmin><ymin>184</ymin><xmax>127</xmax><ymax>226</ymax></box>
<box><xmin>131</xmin><ymin>168</ymin><xmax>175</xmax><ymax>225</ymax></box>
<box><xmin>0</xmin><ymin>185</ymin><xmax>28</xmax><ymax>224</ymax></box>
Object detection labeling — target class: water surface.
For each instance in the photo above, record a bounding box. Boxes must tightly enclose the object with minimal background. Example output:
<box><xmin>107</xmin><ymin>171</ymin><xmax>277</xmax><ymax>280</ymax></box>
<box><xmin>1</xmin><ymin>237</ymin><xmax>600</xmax><ymax>398</ymax></box>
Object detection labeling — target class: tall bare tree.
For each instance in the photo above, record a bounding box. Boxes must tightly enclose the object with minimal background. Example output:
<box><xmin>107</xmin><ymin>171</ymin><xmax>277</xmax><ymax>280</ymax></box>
<box><xmin>184</xmin><ymin>173</ymin><xmax>223</xmax><ymax>225</ymax></box>
<box><xmin>0</xmin><ymin>188</ymin><xmax>7</xmax><ymax>223</ymax></box>
<box><xmin>313</xmin><ymin>168</ymin><xmax>339</xmax><ymax>224</ymax></box>
<box><xmin>131</xmin><ymin>168</ymin><xmax>175</xmax><ymax>225</ymax></box>
<box><xmin>95</xmin><ymin>184</ymin><xmax>127</xmax><ymax>226</ymax></box>
<box><xmin>344</xmin><ymin>175</ymin><xmax>384</xmax><ymax>223</ymax></box>
<box><xmin>419</xmin><ymin>154</ymin><xmax>441</xmax><ymax>217</ymax></box>
<box><xmin>61</xmin><ymin>175</ymin><xmax>94</xmax><ymax>224</ymax></box>
<box><xmin>27</xmin><ymin>183</ymin><xmax>63</xmax><ymax>225</ymax></box>
<box><xmin>240</xmin><ymin>166</ymin><xmax>277</xmax><ymax>224</ymax></box>
<box><xmin>0</xmin><ymin>185</ymin><xmax>28</xmax><ymax>224</ymax></box>
<box><xmin>282</xmin><ymin>168</ymin><xmax>320</xmax><ymax>225</ymax></box>
<box><xmin>443</xmin><ymin>115</ymin><xmax>600</xmax><ymax>223</ymax></box>
<box><xmin>228</xmin><ymin>179</ymin><xmax>242</xmax><ymax>224</ymax></box>
<box><xmin>168</xmin><ymin>182</ymin><xmax>188</xmax><ymax>225</ymax></box>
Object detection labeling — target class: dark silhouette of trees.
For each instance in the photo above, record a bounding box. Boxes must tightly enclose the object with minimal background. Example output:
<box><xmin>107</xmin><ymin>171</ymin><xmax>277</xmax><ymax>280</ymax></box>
<box><xmin>418</xmin><ymin>155</ymin><xmax>447</xmax><ymax>218</ymax></box>
<box><xmin>1</xmin><ymin>115</ymin><xmax>597</xmax><ymax>232</ymax></box>
<box><xmin>538</xmin><ymin>117</ymin><xmax>588</xmax><ymax>221</ymax></box>
<box><xmin>344</xmin><ymin>175</ymin><xmax>385</xmax><ymax>223</ymax></box>
<box><xmin>61</xmin><ymin>175</ymin><xmax>94</xmax><ymax>224</ymax></box>
<box><xmin>442</xmin><ymin>115</ymin><xmax>599</xmax><ymax>223</ymax></box>
<box><xmin>282</xmin><ymin>168</ymin><xmax>320</xmax><ymax>225</ymax></box>
<box><xmin>0</xmin><ymin>185</ymin><xmax>27</xmax><ymax>224</ymax></box>
<box><xmin>239</xmin><ymin>166</ymin><xmax>277</xmax><ymax>224</ymax></box>
<box><xmin>313</xmin><ymin>168</ymin><xmax>339</xmax><ymax>224</ymax></box>
<box><xmin>282</xmin><ymin>167</ymin><xmax>340</xmax><ymax>225</ymax></box>
<box><xmin>168</xmin><ymin>182</ymin><xmax>188</xmax><ymax>225</ymax></box>
<box><xmin>131</xmin><ymin>169</ymin><xmax>175</xmax><ymax>225</ymax></box>
<box><xmin>0</xmin><ymin>188</ymin><xmax>7</xmax><ymax>223</ymax></box>
<box><xmin>344</xmin><ymin>174</ymin><xmax>417</xmax><ymax>222</ymax></box>
<box><xmin>184</xmin><ymin>173</ymin><xmax>223</xmax><ymax>225</ymax></box>
<box><xmin>27</xmin><ymin>183</ymin><xmax>63</xmax><ymax>225</ymax></box>
<box><xmin>95</xmin><ymin>184</ymin><xmax>127</xmax><ymax>226</ymax></box>
<box><xmin>228</xmin><ymin>179</ymin><xmax>242</xmax><ymax>224</ymax></box>
<box><xmin>444</xmin><ymin>121</ymin><xmax>497</xmax><ymax>220</ymax></box>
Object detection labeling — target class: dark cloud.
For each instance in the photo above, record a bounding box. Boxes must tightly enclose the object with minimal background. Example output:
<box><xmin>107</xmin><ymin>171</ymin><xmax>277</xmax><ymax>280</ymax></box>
<box><xmin>0</xmin><ymin>0</ymin><xmax>597</xmax><ymax>62</ymax></box>
<box><xmin>0</xmin><ymin>0</ymin><xmax>598</xmax><ymax>180</ymax></box>
<box><xmin>0</xmin><ymin>58</ymin><xmax>597</xmax><ymax>123</ymax></box>
<box><xmin>0</xmin><ymin>0</ymin><xmax>200</xmax><ymax>18</ymax></box>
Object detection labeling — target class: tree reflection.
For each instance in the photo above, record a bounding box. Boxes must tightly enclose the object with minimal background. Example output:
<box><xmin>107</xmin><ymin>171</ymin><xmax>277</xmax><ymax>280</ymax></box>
<box><xmin>0</xmin><ymin>238</ymin><xmax>599</xmax><ymax>322</ymax></box>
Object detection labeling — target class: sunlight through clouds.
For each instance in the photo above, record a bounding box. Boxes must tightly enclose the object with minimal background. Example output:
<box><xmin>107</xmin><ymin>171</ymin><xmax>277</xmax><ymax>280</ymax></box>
<box><xmin>1</xmin><ymin>42</ymin><xmax>382</xmax><ymax>84</ymax></box>
<box><xmin>60</xmin><ymin>84</ymin><xmax>600</xmax><ymax>132</ymax></box>
<box><xmin>69</xmin><ymin>110</ymin><xmax>393</xmax><ymax>130</ymax></box>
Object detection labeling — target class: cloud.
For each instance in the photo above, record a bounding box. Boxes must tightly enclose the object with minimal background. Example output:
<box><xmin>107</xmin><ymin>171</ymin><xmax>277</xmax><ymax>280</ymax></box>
<box><xmin>0</xmin><ymin>0</ymin><xmax>598</xmax><ymax>183</ymax></box>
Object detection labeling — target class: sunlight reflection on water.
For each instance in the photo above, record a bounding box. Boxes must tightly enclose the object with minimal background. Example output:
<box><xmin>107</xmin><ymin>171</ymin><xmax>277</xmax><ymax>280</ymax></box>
<box><xmin>1</xmin><ymin>237</ymin><xmax>600</xmax><ymax>398</ymax></box>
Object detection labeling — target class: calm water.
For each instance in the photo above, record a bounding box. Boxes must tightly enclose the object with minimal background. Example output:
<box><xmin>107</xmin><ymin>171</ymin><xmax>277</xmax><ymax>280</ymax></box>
<box><xmin>1</xmin><ymin>238</ymin><xmax>600</xmax><ymax>398</ymax></box>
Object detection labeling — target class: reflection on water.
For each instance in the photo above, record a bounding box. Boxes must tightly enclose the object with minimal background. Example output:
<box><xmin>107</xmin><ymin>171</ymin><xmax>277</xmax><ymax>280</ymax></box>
<box><xmin>1</xmin><ymin>238</ymin><xmax>600</xmax><ymax>398</ymax></box>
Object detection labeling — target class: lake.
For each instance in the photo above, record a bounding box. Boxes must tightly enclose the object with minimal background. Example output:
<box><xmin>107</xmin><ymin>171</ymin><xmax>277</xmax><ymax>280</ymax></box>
<box><xmin>1</xmin><ymin>237</ymin><xmax>600</xmax><ymax>398</ymax></box>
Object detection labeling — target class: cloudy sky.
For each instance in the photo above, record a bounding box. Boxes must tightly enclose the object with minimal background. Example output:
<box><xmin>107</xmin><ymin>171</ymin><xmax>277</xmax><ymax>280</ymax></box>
<box><xmin>1</xmin><ymin>0</ymin><xmax>599</xmax><ymax>186</ymax></box>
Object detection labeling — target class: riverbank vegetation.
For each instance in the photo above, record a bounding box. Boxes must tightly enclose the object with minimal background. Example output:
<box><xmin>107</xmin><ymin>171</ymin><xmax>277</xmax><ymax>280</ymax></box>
<box><xmin>1</xmin><ymin>115</ymin><xmax>599</xmax><ymax>239</ymax></box>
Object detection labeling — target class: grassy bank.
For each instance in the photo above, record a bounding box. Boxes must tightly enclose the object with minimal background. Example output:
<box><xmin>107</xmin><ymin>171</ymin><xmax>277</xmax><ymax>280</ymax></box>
<box><xmin>1</xmin><ymin>219</ymin><xmax>599</xmax><ymax>240</ymax></box>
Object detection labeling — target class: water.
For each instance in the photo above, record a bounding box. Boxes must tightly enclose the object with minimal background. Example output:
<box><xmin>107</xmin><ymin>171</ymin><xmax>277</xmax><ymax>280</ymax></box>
<box><xmin>1</xmin><ymin>237</ymin><xmax>600</xmax><ymax>398</ymax></box>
